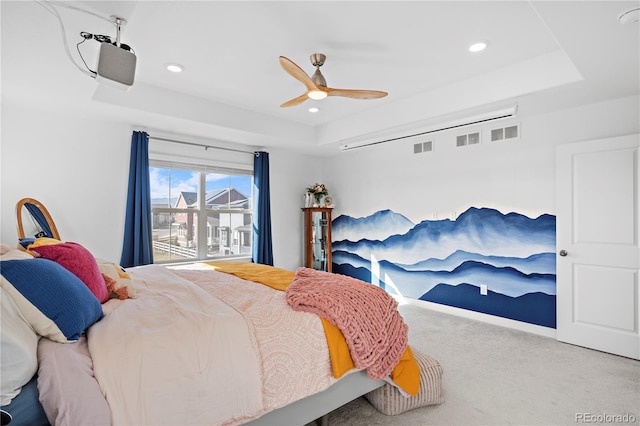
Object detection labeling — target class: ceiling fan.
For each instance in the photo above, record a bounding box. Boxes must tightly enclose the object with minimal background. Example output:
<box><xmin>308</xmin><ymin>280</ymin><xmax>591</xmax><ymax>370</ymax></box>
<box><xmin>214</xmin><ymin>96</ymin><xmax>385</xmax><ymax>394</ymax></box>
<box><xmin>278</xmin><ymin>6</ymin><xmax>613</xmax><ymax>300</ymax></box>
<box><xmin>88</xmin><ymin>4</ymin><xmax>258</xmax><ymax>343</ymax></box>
<box><xmin>279</xmin><ymin>53</ymin><xmax>388</xmax><ymax>108</ymax></box>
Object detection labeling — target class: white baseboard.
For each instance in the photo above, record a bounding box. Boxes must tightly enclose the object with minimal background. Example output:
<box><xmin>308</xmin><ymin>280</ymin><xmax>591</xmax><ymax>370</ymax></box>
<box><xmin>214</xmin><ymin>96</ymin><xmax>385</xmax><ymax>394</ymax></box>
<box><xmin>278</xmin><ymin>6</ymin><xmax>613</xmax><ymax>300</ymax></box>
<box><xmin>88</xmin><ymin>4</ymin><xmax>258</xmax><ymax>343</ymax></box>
<box><xmin>402</xmin><ymin>298</ymin><xmax>557</xmax><ymax>339</ymax></box>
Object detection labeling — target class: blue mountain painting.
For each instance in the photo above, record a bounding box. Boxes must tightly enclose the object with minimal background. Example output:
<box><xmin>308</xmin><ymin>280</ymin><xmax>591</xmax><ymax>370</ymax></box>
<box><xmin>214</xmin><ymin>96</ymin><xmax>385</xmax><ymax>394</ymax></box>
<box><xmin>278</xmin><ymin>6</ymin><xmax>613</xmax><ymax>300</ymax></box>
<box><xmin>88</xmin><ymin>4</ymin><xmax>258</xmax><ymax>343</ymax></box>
<box><xmin>420</xmin><ymin>284</ymin><xmax>556</xmax><ymax>328</ymax></box>
<box><xmin>332</xmin><ymin>207</ymin><xmax>557</xmax><ymax>328</ymax></box>
<box><xmin>333</xmin><ymin>209</ymin><xmax>415</xmax><ymax>242</ymax></box>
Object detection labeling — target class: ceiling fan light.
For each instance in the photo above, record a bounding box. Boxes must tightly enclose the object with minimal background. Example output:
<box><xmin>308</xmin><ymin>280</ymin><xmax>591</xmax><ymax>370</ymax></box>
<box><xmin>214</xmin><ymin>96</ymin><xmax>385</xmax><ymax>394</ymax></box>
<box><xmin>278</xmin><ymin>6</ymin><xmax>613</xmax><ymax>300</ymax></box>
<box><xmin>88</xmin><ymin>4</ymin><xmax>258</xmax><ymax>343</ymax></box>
<box><xmin>308</xmin><ymin>90</ymin><xmax>327</xmax><ymax>100</ymax></box>
<box><xmin>469</xmin><ymin>42</ymin><xmax>487</xmax><ymax>52</ymax></box>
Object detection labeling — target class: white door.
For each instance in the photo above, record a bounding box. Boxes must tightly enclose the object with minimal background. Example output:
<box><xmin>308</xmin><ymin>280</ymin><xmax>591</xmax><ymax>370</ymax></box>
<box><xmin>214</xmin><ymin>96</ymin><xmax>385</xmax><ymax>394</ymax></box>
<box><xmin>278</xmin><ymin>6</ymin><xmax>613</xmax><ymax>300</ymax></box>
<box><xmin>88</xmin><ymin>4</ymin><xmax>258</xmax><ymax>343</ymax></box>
<box><xmin>556</xmin><ymin>134</ymin><xmax>639</xmax><ymax>360</ymax></box>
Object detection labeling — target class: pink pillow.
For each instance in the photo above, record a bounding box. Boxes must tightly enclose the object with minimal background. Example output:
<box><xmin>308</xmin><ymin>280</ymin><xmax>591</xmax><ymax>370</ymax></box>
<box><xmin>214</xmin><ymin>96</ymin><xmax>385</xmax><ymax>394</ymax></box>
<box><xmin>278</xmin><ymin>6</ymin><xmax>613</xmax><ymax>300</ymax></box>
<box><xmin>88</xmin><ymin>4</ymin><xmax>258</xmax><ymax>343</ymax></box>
<box><xmin>30</xmin><ymin>242</ymin><xmax>109</xmax><ymax>303</ymax></box>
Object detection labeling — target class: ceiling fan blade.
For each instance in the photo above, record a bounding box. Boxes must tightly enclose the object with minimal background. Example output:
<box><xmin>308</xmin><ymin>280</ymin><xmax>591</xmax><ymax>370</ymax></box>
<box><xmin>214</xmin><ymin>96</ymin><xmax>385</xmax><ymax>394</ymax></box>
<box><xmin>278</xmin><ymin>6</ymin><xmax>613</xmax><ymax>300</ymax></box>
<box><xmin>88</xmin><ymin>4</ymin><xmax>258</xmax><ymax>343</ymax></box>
<box><xmin>325</xmin><ymin>88</ymin><xmax>388</xmax><ymax>100</ymax></box>
<box><xmin>279</xmin><ymin>56</ymin><xmax>318</xmax><ymax>92</ymax></box>
<box><xmin>280</xmin><ymin>92</ymin><xmax>309</xmax><ymax>108</ymax></box>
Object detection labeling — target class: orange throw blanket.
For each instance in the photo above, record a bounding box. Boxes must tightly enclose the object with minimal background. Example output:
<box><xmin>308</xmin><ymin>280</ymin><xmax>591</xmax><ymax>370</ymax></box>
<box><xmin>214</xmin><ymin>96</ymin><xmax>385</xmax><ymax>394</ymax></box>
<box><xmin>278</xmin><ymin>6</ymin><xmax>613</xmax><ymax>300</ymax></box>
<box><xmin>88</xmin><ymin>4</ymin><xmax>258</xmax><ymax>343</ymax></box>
<box><xmin>204</xmin><ymin>261</ymin><xmax>293</xmax><ymax>291</ymax></box>
<box><xmin>205</xmin><ymin>262</ymin><xmax>420</xmax><ymax>395</ymax></box>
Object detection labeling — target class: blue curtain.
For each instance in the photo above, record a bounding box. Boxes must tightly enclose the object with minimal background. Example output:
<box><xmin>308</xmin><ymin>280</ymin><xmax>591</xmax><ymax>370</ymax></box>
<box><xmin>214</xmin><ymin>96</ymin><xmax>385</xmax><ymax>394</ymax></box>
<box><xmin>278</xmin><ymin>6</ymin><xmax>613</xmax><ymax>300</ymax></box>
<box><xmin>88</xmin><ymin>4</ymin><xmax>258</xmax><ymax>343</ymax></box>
<box><xmin>120</xmin><ymin>131</ymin><xmax>153</xmax><ymax>267</ymax></box>
<box><xmin>252</xmin><ymin>151</ymin><xmax>273</xmax><ymax>265</ymax></box>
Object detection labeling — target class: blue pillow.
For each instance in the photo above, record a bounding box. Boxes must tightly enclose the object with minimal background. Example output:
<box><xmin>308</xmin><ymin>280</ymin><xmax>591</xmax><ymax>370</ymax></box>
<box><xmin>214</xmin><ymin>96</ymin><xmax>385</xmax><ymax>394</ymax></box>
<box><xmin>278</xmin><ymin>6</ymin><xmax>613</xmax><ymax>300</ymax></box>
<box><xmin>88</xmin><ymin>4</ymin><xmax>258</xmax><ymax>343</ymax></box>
<box><xmin>0</xmin><ymin>259</ymin><xmax>103</xmax><ymax>343</ymax></box>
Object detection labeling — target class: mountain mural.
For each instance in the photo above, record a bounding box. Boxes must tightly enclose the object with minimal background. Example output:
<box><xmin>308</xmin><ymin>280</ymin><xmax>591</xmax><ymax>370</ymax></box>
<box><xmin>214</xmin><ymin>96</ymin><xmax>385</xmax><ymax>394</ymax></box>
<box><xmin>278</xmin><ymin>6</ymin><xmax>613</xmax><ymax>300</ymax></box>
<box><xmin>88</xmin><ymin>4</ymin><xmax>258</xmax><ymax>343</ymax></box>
<box><xmin>333</xmin><ymin>209</ymin><xmax>415</xmax><ymax>243</ymax></box>
<box><xmin>332</xmin><ymin>207</ymin><xmax>557</xmax><ymax>328</ymax></box>
<box><xmin>398</xmin><ymin>250</ymin><xmax>557</xmax><ymax>275</ymax></box>
<box><xmin>334</xmin><ymin>207</ymin><xmax>555</xmax><ymax>264</ymax></box>
<box><xmin>332</xmin><ymin>251</ymin><xmax>556</xmax><ymax>298</ymax></box>
<box><xmin>420</xmin><ymin>284</ymin><xmax>556</xmax><ymax>328</ymax></box>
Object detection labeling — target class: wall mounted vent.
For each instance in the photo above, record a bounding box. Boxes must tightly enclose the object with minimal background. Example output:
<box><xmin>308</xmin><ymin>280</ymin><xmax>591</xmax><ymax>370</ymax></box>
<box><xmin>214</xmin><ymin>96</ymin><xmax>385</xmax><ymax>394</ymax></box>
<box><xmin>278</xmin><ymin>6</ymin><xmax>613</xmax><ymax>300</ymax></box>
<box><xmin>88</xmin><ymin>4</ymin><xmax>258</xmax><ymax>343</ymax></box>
<box><xmin>413</xmin><ymin>140</ymin><xmax>433</xmax><ymax>154</ymax></box>
<box><xmin>340</xmin><ymin>104</ymin><xmax>518</xmax><ymax>151</ymax></box>
<box><xmin>456</xmin><ymin>131</ymin><xmax>480</xmax><ymax>147</ymax></box>
<box><xmin>490</xmin><ymin>124</ymin><xmax>520</xmax><ymax>141</ymax></box>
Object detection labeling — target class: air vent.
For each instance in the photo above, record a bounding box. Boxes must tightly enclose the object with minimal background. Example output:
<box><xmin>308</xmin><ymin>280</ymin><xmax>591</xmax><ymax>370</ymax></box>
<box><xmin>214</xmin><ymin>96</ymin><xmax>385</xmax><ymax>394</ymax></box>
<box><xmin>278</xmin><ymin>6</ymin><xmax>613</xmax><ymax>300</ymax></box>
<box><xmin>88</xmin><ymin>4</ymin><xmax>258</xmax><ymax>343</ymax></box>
<box><xmin>413</xmin><ymin>140</ymin><xmax>433</xmax><ymax>154</ymax></box>
<box><xmin>341</xmin><ymin>104</ymin><xmax>518</xmax><ymax>151</ymax></box>
<box><xmin>491</xmin><ymin>124</ymin><xmax>520</xmax><ymax>141</ymax></box>
<box><xmin>456</xmin><ymin>131</ymin><xmax>480</xmax><ymax>147</ymax></box>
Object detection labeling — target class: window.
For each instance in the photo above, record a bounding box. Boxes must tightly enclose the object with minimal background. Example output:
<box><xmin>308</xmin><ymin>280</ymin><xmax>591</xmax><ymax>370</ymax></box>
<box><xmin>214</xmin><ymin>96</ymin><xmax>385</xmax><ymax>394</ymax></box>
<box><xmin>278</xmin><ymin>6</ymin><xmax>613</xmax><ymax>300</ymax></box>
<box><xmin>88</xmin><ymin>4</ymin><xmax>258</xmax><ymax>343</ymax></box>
<box><xmin>149</xmin><ymin>161</ymin><xmax>253</xmax><ymax>263</ymax></box>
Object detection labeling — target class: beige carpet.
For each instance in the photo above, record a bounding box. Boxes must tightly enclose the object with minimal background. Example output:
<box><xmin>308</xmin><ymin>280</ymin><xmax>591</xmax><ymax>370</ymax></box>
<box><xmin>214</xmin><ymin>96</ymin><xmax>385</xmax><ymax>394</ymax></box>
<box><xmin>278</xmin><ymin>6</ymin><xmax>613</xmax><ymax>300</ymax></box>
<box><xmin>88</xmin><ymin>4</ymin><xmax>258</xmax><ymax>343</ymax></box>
<box><xmin>320</xmin><ymin>302</ymin><xmax>639</xmax><ymax>426</ymax></box>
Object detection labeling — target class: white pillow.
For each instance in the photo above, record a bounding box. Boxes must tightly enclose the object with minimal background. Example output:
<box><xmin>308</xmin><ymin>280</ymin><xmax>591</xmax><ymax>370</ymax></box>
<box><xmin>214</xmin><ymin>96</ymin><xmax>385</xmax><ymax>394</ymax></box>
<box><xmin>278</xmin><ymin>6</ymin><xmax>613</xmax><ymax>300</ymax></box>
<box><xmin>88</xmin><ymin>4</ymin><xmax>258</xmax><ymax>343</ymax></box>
<box><xmin>0</xmin><ymin>248</ymin><xmax>33</xmax><ymax>261</ymax></box>
<box><xmin>96</xmin><ymin>259</ymin><xmax>137</xmax><ymax>299</ymax></box>
<box><xmin>0</xmin><ymin>286</ymin><xmax>39</xmax><ymax>406</ymax></box>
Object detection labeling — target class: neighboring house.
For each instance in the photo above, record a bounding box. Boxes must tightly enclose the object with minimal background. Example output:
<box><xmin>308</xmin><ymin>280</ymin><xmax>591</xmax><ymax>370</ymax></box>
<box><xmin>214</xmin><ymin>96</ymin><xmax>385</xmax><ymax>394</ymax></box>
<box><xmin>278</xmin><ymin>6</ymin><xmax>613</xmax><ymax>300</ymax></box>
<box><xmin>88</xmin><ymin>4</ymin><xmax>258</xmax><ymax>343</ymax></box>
<box><xmin>173</xmin><ymin>188</ymin><xmax>252</xmax><ymax>255</ymax></box>
<box><xmin>152</xmin><ymin>203</ymin><xmax>173</xmax><ymax>229</ymax></box>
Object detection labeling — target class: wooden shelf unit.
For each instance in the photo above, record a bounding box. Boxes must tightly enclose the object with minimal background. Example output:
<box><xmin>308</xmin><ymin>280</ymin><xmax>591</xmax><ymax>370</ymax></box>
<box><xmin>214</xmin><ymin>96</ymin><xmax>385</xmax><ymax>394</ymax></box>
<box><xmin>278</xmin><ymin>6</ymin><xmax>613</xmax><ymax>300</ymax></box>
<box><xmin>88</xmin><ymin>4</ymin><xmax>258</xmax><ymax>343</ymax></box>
<box><xmin>302</xmin><ymin>207</ymin><xmax>333</xmax><ymax>272</ymax></box>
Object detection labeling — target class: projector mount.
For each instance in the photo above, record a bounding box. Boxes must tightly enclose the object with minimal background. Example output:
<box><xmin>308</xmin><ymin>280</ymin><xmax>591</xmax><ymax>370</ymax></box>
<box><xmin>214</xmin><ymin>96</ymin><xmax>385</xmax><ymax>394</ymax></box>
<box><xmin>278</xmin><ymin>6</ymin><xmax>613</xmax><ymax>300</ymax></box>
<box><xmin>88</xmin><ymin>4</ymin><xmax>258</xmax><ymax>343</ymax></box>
<box><xmin>37</xmin><ymin>1</ymin><xmax>135</xmax><ymax>79</ymax></box>
<box><xmin>111</xmin><ymin>16</ymin><xmax>127</xmax><ymax>49</ymax></box>
<box><xmin>79</xmin><ymin>16</ymin><xmax>133</xmax><ymax>54</ymax></box>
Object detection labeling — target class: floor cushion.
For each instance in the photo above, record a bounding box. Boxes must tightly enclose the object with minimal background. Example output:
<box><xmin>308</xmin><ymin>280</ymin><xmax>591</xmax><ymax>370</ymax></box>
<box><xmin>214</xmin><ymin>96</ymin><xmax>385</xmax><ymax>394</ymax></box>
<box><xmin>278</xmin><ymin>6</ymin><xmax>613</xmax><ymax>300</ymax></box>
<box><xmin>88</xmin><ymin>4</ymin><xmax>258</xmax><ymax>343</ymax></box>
<box><xmin>365</xmin><ymin>349</ymin><xmax>444</xmax><ymax>415</ymax></box>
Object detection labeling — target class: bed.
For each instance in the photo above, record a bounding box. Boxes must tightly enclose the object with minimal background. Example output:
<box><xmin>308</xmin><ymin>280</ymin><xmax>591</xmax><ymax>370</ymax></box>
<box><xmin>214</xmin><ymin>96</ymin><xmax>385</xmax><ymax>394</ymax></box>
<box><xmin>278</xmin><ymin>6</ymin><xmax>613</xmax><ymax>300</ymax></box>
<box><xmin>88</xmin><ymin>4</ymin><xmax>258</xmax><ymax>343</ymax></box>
<box><xmin>1</xmin><ymin>237</ymin><xmax>442</xmax><ymax>426</ymax></box>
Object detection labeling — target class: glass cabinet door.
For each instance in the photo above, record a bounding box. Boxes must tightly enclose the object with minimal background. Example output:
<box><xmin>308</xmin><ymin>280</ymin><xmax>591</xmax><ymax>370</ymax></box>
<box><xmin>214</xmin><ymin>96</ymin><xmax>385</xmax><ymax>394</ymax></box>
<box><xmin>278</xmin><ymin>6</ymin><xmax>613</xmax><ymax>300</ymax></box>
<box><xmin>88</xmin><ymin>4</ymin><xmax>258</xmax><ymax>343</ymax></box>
<box><xmin>302</xmin><ymin>208</ymin><xmax>332</xmax><ymax>272</ymax></box>
<box><xmin>311</xmin><ymin>210</ymin><xmax>329</xmax><ymax>271</ymax></box>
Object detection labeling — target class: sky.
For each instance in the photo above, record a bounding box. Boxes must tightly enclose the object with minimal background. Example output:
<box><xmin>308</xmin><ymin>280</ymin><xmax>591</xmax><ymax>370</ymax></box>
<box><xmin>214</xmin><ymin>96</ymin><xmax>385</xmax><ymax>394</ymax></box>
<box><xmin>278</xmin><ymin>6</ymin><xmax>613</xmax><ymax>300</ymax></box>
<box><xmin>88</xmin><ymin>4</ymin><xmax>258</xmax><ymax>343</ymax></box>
<box><xmin>150</xmin><ymin>167</ymin><xmax>252</xmax><ymax>205</ymax></box>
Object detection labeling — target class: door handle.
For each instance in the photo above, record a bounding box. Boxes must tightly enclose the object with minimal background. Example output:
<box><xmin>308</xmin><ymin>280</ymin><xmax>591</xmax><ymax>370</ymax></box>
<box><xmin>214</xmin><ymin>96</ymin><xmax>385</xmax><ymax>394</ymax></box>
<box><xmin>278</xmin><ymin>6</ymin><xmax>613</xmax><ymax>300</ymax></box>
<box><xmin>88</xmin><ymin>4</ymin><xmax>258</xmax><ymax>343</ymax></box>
<box><xmin>559</xmin><ymin>250</ymin><xmax>568</xmax><ymax>257</ymax></box>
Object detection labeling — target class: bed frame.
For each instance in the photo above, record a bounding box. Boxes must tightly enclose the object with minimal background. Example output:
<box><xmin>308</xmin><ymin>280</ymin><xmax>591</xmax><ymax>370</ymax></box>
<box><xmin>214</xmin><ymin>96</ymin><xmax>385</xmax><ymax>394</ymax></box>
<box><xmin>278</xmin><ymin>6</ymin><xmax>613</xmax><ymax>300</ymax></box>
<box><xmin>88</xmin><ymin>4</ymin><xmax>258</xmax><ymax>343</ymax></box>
<box><xmin>3</xmin><ymin>370</ymin><xmax>382</xmax><ymax>426</ymax></box>
<box><xmin>245</xmin><ymin>370</ymin><xmax>384</xmax><ymax>425</ymax></box>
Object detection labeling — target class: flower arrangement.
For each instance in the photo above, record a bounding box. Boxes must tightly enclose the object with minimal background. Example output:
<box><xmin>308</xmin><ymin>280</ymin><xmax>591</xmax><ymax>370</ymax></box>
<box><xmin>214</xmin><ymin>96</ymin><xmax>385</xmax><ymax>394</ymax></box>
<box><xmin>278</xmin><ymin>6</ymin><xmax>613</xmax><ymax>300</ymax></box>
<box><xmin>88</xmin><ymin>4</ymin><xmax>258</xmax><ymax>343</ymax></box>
<box><xmin>307</xmin><ymin>183</ymin><xmax>328</xmax><ymax>197</ymax></box>
<box><xmin>306</xmin><ymin>183</ymin><xmax>328</xmax><ymax>205</ymax></box>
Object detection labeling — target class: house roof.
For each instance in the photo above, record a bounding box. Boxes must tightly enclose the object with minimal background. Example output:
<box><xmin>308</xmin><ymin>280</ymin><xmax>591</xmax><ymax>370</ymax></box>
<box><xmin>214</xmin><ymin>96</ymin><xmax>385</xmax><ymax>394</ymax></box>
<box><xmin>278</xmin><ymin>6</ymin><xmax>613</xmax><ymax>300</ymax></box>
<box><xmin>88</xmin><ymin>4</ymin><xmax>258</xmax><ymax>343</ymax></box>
<box><xmin>177</xmin><ymin>189</ymin><xmax>248</xmax><ymax>208</ymax></box>
<box><xmin>205</xmin><ymin>189</ymin><xmax>228</xmax><ymax>205</ymax></box>
<box><xmin>178</xmin><ymin>192</ymin><xmax>198</xmax><ymax>207</ymax></box>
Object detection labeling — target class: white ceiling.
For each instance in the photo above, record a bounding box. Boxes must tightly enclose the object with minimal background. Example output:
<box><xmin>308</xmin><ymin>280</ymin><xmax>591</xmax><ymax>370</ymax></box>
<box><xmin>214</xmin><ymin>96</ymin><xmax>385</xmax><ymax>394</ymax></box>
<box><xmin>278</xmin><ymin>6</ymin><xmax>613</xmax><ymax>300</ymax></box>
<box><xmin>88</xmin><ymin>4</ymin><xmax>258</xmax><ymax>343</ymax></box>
<box><xmin>2</xmin><ymin>1</ymin><xmax>639</xmax><ymax>154</ymax></box>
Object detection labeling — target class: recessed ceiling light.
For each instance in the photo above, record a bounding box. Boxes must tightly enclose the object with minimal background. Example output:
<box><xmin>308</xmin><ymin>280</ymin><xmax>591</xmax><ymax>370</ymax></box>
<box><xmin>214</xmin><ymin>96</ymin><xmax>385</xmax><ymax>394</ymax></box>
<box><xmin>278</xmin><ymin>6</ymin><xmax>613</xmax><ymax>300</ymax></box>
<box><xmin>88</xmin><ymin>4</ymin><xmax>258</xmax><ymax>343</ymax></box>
<box><xmin>468</xmin><ymin>42</ymin><xmax>487</xmax><ymax>53</ymax></box>
<box><xmin>308</xmin><ymin>107</ymin><xmax>319</xmax><ymax>113</ymax></box>
<box><xmin>618</xmin><ymin>7</ymin><xmax>640</xmax><ymax>24</ymax></box>
<box><xmin>166</xmin><ymin>63</ymin><xmax>184</xmax><ymax>73</ymax></box>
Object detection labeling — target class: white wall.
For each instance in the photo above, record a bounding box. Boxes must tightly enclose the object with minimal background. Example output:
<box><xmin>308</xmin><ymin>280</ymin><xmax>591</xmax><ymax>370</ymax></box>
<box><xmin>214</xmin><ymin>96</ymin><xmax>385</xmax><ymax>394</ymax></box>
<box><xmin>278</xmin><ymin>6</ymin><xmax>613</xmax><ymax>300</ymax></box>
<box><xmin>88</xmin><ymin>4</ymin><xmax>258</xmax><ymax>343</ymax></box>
<box><xmin>321</xmin><ymin>94</ymin><xmax>639</xmax><ymax>333</ymax></box>
<box><xmin>324</xmin><ymin>95</ymin><xmax>639</xmax><ymax>223</ymax></box>
<box><xmin>2</xmin><ymin>95</ymin><xmax>637</xmax><ymax>275</ymax></box>
<box><xmin>268</xmin><ymin>147</ymin><xmax>322</xmax><ymax>270</ymax></box>
<box><xmin>1</xmin><ymin>104</ymin><xmax>131</xmax><ymax>261</ymax></box>
<box><xmin>0</xmin><ymin>103</ymin><xmax>320</xmax><ymax>269</ymax></box>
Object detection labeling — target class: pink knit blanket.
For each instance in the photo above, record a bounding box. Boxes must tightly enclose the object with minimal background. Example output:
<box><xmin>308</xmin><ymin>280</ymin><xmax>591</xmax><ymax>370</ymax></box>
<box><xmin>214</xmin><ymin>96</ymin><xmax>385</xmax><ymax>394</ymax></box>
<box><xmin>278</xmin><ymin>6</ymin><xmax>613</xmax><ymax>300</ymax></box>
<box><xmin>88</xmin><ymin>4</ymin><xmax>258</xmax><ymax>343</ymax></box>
<box><xmin>285</xmin><ymin>267</ymin><xmax>408</xmax><ymax>380</ymax></box>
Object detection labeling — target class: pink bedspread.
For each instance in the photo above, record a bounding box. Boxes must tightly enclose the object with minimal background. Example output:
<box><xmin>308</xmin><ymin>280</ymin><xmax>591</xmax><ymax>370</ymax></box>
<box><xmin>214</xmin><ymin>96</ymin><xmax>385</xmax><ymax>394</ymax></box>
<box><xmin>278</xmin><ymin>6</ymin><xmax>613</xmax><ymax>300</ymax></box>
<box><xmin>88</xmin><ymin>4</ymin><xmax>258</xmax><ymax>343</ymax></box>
<box><xmin>88</xmin><ymin>266</ymin><xmax>263</xmax><ymax>425</ymax></box>
<box><xmin>87</xmin><ymin>265</ymin><xmax>337</xmax><ymax>426</ymax></box>
<box><xmin>285</xmin><ymin>267</ymin><xmax>408</xmax><ymax>380</ymax></box>
<box><xmin>172</xmin><ymin>266</ymin><xmax>339</xmax><ymax>417</ymax></box>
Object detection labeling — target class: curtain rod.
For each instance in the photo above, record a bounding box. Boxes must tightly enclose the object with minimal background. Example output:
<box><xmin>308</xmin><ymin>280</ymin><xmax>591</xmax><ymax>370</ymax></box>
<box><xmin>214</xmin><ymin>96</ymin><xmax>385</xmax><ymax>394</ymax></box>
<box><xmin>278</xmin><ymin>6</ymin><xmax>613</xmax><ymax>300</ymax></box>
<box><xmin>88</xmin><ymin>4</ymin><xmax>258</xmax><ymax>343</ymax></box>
<box><xmin>149</xmin><ymin>135</ymin><xmax>258</xmax><ymax>155</ymax></box>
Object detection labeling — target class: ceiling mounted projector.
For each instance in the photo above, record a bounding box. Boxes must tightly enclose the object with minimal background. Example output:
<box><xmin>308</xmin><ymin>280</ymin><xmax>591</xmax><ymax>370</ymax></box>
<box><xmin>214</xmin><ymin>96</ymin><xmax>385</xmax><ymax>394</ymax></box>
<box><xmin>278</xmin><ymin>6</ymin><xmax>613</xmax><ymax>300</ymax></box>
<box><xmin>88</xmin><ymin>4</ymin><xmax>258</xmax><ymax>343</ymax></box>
<box><xmin>96</xmin><ymin>42</ymin><xmax>136</xmax><ymax>90</ymax></box>
<box><xmin>95</xmin><ymin>16</ymin><xmax>136</xmax><ymax>90</ymax></box>
<box><xmin>38</xmin><ymin>2</ymin><xmax>137</xmax><ymax>90</ymax></box>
